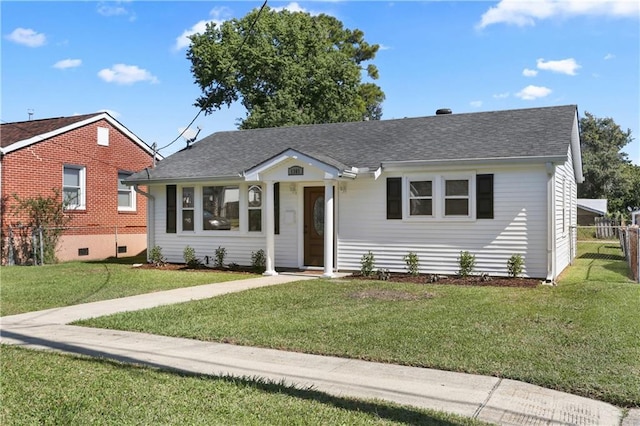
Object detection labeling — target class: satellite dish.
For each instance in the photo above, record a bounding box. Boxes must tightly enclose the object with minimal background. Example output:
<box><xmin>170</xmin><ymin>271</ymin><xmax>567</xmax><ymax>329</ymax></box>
<box><xmin>179</xmin><ymin>126</ymin><xmax>201</xmax><ymax>147</ymax></box>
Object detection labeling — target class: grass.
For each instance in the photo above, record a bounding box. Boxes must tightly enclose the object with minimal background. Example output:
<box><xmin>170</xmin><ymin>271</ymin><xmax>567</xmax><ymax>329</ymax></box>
<box><xmin>0</xmin><ymin>258</ymin><xmax>255</xmax><ymax>316</ymax></box>
<box><xmin>0</xmin><ymin>346</ymin><xmax>487</xmax><ymax>425</ymax></box>
<box><xmin>78</xmin><ymin>243</ymin><xmax>640</xmax><ymax>407</ymax></box>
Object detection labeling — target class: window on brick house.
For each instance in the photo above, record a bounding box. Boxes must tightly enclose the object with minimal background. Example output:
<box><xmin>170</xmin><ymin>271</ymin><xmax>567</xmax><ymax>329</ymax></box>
<box><xmin>63</xmin><ymin>165</ymin><xmax>86</xmax><ymax>210</ymax></box>
<box><xmin>118</xmin><ymin>171</ymin><xmax>136</xmax><ymax>211</ymax></box>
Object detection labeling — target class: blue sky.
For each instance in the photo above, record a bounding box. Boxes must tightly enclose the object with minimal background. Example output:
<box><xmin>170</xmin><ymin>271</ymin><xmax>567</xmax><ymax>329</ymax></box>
<box><xmin>2</xmin><ymin>1</ymin><xmax>639</xmax><ymax>164</ymax></box>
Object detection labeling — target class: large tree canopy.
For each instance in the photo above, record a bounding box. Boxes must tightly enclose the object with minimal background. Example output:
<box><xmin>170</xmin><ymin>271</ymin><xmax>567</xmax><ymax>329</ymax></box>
<box><xmin>187</xmin><ymin>7</ymin><xmax>385</xmax><ymax>129</ymax></box>
<box><xmin>578</xmin><ymin>111</ymin><xmax>638</xmax><ymax>214</ymax></box>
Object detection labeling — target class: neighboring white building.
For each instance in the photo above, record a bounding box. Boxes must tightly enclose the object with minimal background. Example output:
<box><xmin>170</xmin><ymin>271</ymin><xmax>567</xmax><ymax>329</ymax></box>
<box><xmin>577</xmin><ymin>198</ymin><xmax>608</xmax><ymax>225</ymax></box>
<box><xmin>127</xmin><ymin>105</ymin><xmax>583</xmax><ymax>281</ymax></box>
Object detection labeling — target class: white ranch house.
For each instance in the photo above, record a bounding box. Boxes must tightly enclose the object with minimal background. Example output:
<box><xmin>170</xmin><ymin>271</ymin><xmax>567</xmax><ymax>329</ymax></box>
<box><xmin>127</xmin><ymin>105</ymin><xmax>583</xmax><ymax>281</ymax></box>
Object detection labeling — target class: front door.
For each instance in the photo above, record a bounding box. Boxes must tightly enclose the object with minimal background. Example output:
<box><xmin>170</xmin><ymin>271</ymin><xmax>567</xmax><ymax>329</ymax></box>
<box><xmin>304</xmin><ymin>187</ymin><xmax>325</xmax><ymax>266</ymax></box>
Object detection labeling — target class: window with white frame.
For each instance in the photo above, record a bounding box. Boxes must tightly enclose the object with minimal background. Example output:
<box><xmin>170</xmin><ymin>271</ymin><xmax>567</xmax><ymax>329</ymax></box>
<box><xmin>63</xmin><ymin>165</ymin><xmax>86</xmax><ymax>209</ymax></box>
<box><xmin>117</xmin><ymin>171</ymin><xmax>136</xmax><ymax>211</ymax></box>
<box><xmin>202</xmin><ymin>185</ymin><xmax>239</xmax><ymax>231</ymax></box>
<box><xmin>401</xmin><ymin>174</ymin><xmax>478</xmax><ymax>220</ymax></box>
<box><xmin>408</xmin><ymin>180</ymin><xmax>433</xmax><ymax>216</ymax></box>
<box><xmin>248</xmin><ymin>185</ymin><xmax>262</xmax><ymax>232</ymax></box>
<box><xmin>181</xmin><ymin>187</ymin><xmax>195</xmax><ymax>231</ymax></box>
<box><xmin>444</xmin><ymin>179</ymin><xmax>470</xmax><ymax>216</ymax></box>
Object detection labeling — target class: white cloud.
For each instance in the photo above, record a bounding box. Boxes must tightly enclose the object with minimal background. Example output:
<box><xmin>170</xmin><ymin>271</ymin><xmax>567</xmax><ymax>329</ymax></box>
<box><xmin>378</xmin><ymin>44</ymin><xmax>391</xmax><ymax>51</ymax></box>
<box><xmin>477</xmin><ymin>0</ymin><xmax>640</xmax><ymax>29</ymax></box>
<box><xmin>470</xmin><ymin>100</ymin><xmax>483</xmax><ymax>108</ymax></box>
<box><xmin>537</xmin><ymin>58</ymin><xmax>581</xmax><ymax>75</ymax></box>
<box><xmin>5</xmin><ymin>28</ymin><xmax>46</xmax><ymax>47</ymax></box>
<box><xmin>516</xmin><ymin>85</ymin><xmax>552</xmax><ymax>100</ymax></box>
<box><xmin>522</xmin><ymin>68</ymin><xmax>538</xmax><ymax>77</ymax></box>
<box><xmin>173</xmin><ymin>7</ymin><xmax>230</xmax><ymax>51</ymax></box>
<box><xmin>53</xmin><ymin>59</ymin><xmax>82</xmax><ymax>69</ymax></box>
<box><xmin>97</xmin><ymin>64</ymin><xmax>159</xmax><ymax>85</ymax></box>
<box><xmin>272</xmin><ymin>2</ymin><xmax>307</xmax><ymax>13</ymax></box>
<box><xmin>604</xmin><ymin>53</ymin><xmax>616</xmax><ymax>60</ymax></box>
<box><xmin>97</xmin><ymin>1</ymin><xmax>136</xmax><ymax>21</ymax></box>
<box><xmin>493</xmin><ymin>92</ymin><xmax>510</xmax><ymax>99</ymax></box>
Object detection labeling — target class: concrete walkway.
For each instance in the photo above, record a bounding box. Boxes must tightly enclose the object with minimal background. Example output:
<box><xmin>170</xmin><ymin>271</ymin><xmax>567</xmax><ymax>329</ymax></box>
<box><xmin>1</xmin><ymin>274</ymin><xmax>636</xmax><ymax>426</ymax></box>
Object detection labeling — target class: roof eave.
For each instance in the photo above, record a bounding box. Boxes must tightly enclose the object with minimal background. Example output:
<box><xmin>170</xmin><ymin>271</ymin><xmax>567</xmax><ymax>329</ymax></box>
<box><xmin>126</xmin><ymin>174</ymin><xmax>243</xmax><ymax>186</ymax></box>
<box><xmin>2</xmin><ymin>112</ymin><xmax>162</xmax><ymax>160</ymax></box>
<box><xmin>381</xmin><ymin>155</ymin><xmax>568</xmax><ymax>171</ymax></box>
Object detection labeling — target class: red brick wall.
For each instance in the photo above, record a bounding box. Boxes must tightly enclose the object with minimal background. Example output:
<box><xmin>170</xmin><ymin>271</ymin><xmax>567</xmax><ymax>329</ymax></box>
<box><xmin>1</xmin><ymin>118</ymin><xmax>154</xmax><ymax>241</ymax></box>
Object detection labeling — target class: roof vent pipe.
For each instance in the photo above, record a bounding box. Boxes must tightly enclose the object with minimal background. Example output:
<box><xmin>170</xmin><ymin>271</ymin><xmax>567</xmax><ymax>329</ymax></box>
<box><xmin>436</xmin><ymin>108</ymin><xmax>452</xmax><ymax>115</ymax></box>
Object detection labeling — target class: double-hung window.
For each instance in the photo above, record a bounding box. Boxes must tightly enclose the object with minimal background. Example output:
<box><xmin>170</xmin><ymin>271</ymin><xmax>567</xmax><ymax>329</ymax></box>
<box><xmin>444</xmin><ymin>179</ymin><xmax>469</xmax><ymax>216</ymax></box>
<box><xmin>408</xmin><ymin>180</ymin><xmax>433</xmax><ymax>216</ymax></box>
<box><xmin>248</xmin><ymin>185</ymin><xmax>262</xmax><ymax>232</ymax></box>
<box><xmin>181</xmin><ymin>187</ymin><xmax>195</xmax><ymax>231</ymax></box>
<box><xmin>391</xmin><ymin>173</ymin><xmax>489</xmax><ymax>220</ymax></box>
<box><xmin>117</xmin><ymin>171</ymin><xmax>136</xmax><ymax>211</ymax></box>
<box><xmin>63</xmin><ymin>165</ymin><xmax>86</xmax><ymax>210</ymax></box>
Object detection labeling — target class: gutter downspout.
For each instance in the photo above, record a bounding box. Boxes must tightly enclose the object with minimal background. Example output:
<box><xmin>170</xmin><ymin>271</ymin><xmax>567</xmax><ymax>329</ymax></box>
<box><xmin>133</xmin><ymin>185</ymin><xmax>154</xmax><ymax>263</ymax></box>
<box><xmin>545</xmin><ymin>162</ymin><xmax>556</xmax><ymax>284</ymax></box>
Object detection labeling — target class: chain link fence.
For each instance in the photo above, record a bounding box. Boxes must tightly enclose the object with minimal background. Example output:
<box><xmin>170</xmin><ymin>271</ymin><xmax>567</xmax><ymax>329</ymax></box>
<box><xmin>2</xmin><ymin>225</ymin><xmax>147</xmax><ymax>266</ymax></box>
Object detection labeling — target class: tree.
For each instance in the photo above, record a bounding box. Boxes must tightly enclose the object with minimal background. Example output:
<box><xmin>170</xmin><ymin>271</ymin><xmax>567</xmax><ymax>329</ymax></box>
<box><xmin>578</xmin><ymin>112</ymin><xmax>637</xmax><ymax>214</ymax></box>
<box><xmin>187</xmin><ymin>7</ymin><xmax>384</xmax><ymax>129</ymax></box>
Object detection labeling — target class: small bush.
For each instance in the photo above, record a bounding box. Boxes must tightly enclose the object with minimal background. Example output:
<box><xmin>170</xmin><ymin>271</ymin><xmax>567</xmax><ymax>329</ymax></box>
<box><xmin>214</xmin><ymin>246</ymin><xmax>227</xmax><ymax>268</ymax></box>
<box><xmin>251</xmin><ymin>249</ymin><xmax>266</xmax><ymax>273</ymax></box>
<box><xmin>507</xmin><ymin>254</ymin><xmax>524</xmax><ymax>278</ymax></box>
<box><xmin>458</xmin><ymin>251</ymin><xmax>476</xmax><ymax>277</ymax></box>
<box><xmin>404</xmin><ymin>251</ymin><xmax>420</xmax><ymax>276</ymax></box>
<box><xmin>183</xmin><ymin>246</ymin><xmax>201</xmax><ymax>268</ymax></box>
<box><xmin>360</xmin><ymin>251</ymin><xmax>375</xmax><ymax>276</ymax></box>
<box><xmin>149</xmin><ymin>245</ymin><xmax>166</xmax><ymax>267</ymax></box>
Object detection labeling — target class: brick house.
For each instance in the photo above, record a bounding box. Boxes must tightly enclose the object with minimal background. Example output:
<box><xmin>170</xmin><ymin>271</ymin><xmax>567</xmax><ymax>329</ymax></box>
<box><xmin>0</xmin><ymin>112</ymin><xmax>161</xmax><ymax>263</ymax></box>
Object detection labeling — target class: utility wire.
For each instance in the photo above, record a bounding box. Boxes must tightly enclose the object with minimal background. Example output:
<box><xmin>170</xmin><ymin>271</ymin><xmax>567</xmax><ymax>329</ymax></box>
<box><xmin>157</xmin><ymin>0</ymin><xmax>268</xmax><ymax>153</ymax></box>
<box><xmin>0</xmin><ymin>0</ymin><xmax>268</xmax><ymax>162</ymax></box>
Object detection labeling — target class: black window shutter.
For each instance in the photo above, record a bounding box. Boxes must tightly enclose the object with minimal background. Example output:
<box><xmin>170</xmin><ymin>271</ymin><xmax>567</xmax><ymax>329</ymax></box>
<box><xmin>166</xmin><ymin>185</ymin><xmax>177</xmax><ymax>233</ymax></box>
<box><xmin>387</xmin><ymin>178</ymin><xmax>402</xmax><ymax>219</ymax></box>
<box><xmin>476</xmin><ymin>174</ymin><xmax>494</xmax><ymax>219</ymax></box>
<box><xmin>274</xmin><ymin>182</ymin><xmax>280</xmax><ymax>235</ymax></box>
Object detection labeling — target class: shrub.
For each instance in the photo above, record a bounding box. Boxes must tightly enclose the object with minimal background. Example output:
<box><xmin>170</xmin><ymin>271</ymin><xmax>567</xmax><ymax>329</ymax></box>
<box><xmin>149</xmin><ymin>245</ymin><xmax>166</xmax><ymax>267</ymax></box>
<box><xmin>183</xmin><ymin>246</ymin><xmax>201</xmax><ymax>268</ymax></box>
<box><xmin>251</xmin><ymin>249</ymin><xmax>266</xmax><ymax>273</ymax></box>
<box><xmin>9</xmin><ymin>189</ymin><xmax>70</xmax><ymax>264</ymax></box>
<box><xmin>404</xmin><ymin>251</ymin><xmax>420</xmax><ymax>276</ymax></box>
<box><xmin>458</xmin><ymin>251</ymin><xmax>476</xmax><ymax>277</ymax></box>
<box><xmin>360</xmin><ymin>251</ymin><xmax>375</xmax><ymax>276</ymax></box>
<box><xmin>507</xmin><ymin>253</ymin><xmax>524</xmax><ymax>278</ymax></box>
<box><xmin>214</xmin><ymin>246</ymin><xmax>227</xmax><ymax>268</ymax></box>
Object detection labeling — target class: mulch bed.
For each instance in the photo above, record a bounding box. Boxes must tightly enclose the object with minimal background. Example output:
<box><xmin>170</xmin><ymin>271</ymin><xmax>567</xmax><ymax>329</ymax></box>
<box><xmin>345</xmin><ymin>272</ymin><xmax>542</xmax><ymax>288</ymax></box>
<box><xmin>137</xmin><ymin>263</ymin><xmax>541</xmax><ymax>287</ymax></box>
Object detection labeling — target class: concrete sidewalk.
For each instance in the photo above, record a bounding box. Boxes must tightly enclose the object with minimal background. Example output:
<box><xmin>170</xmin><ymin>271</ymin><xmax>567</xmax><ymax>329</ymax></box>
<box><xmin>1</xmin><ymin>275</ymin><xmax>635</xmax><ymax>425</ymax></box>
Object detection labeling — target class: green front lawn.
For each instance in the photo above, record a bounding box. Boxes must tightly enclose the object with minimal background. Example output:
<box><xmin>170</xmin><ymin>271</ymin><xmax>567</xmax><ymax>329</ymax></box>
<box><xmin>79</xmin><ymin>243</ymin><xmax>640</xmax><ymax>407</ymax></box>
<box><xmin>0</xmin><ymin>260</ymin><xmax>255</xmax><ymax>316</ymax></box>
<box><xmin>1</xmin><ymin>346</ymin><xmax>485</xmax><ymax>426</ymax></box>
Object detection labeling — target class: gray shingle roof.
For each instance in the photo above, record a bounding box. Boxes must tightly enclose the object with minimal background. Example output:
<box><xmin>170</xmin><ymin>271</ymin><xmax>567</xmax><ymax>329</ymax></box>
<box><xmin>129</xmin><ymin>104</ymin><xmax>577</xmax><ymax>183</ymax></box>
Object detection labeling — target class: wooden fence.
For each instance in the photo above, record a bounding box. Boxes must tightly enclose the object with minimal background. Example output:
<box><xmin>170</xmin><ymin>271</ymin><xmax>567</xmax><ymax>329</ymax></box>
<box><xmin>594</xmin><ymin>217</ymin><xmax>619</xmax><ymax>239</ymax></box>
<box><xmin>620</xmin><ymin>226</ymin><xmax>639</xmax><ymax>283</ymax></box>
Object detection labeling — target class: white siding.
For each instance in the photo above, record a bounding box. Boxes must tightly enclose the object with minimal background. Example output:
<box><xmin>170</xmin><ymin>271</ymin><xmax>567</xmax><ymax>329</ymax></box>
<box><xmin>337</xmin><ymin>166</ymin><xmax>549</xmax><ymax>278</ymax></box>
<box><xmin>554</xmin><ymin>146</ymin><xmax>578</xmax><ymax>276</ymax></box>
<box><xmin>149</xmin><ymin>184</ymin><xmax>266</xmax><ymax>266</ymax></box>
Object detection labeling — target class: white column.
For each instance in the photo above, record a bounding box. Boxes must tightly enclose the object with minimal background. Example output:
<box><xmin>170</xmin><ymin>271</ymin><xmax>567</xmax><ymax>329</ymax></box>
<box><xmin>322</xmin><ymin>181</ymin><xmax>335</xmax><ymax>278</ymax></box>
<box><xmin>263</xmin><ymin>181</ymin><xmax>278</xmax><ymax>276</ymax></box>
